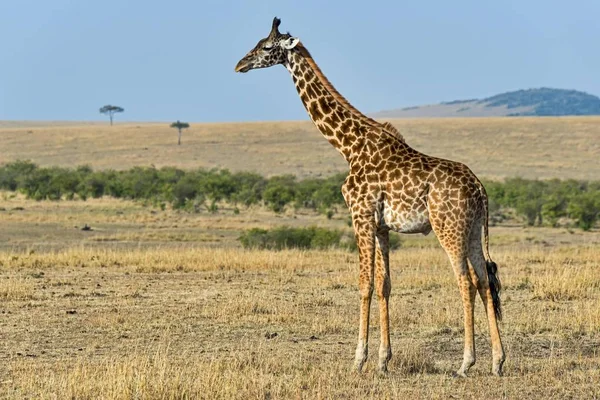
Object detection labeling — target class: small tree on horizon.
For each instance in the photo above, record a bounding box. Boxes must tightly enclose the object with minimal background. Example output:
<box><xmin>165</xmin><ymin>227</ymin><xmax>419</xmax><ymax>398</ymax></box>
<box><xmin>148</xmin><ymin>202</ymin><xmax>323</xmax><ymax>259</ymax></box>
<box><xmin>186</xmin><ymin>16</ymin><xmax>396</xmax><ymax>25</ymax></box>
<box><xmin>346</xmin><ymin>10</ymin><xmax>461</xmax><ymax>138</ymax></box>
<box><xmin>170</xmin><ymin>120</ymin><xmax>190</xmax><ymax>145</ymax></box>
<box><xmin>99</xmin><ymin>105</ymin><xmax>124</xmax><ymax>126</ymax></box>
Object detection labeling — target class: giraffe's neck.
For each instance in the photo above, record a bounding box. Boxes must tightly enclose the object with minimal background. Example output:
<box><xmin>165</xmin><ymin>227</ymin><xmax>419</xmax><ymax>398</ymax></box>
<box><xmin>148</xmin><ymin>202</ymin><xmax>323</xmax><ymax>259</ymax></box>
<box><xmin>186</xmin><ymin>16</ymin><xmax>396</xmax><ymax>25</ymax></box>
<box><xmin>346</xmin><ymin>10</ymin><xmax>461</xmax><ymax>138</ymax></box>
<box><xmin>285</xmin><ymin>44</ymin><xmax>384</xmax><ymax>163</ymax></box>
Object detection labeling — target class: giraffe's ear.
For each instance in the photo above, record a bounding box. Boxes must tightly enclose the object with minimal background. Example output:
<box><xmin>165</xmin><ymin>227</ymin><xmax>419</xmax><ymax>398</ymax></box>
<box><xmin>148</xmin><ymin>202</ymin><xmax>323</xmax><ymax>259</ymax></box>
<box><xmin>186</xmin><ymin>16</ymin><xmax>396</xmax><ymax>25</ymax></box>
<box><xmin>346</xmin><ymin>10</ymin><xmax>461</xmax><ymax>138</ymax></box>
<box><xmin>281</xmin><ymin>37</ymin><xmax>300</xmax><ymax>50</ymax></box>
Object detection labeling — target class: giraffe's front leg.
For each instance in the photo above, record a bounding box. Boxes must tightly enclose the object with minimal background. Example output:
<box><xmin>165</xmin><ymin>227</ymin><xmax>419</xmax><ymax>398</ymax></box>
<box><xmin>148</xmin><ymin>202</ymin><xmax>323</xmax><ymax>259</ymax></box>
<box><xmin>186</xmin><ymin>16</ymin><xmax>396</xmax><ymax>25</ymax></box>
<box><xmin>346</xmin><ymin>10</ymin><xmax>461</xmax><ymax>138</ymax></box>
<box><xmin>352</xmin><ymin>212</ymin><xmax>377</xmax><ymax>372</ymax></box>
<box><xmin>375</xmin><ymin>229</ymin><xmax>392</xmax><ymax>373</ymax></box>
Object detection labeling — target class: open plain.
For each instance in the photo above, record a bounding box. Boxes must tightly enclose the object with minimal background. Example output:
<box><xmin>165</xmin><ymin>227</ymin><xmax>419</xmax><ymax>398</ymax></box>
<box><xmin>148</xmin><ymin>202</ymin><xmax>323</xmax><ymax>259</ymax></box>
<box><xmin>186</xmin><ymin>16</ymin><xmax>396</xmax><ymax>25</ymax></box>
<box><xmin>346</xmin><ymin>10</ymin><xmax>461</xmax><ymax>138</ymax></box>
<box><xmin>1</xmin><ymin>117</ymin><xmax>599</xmax><ymax>399</ymax></box>
<box><xmin>1</xmin><ymin>117</ymin><xmax>599</xmax><ymax>180</ymax></box>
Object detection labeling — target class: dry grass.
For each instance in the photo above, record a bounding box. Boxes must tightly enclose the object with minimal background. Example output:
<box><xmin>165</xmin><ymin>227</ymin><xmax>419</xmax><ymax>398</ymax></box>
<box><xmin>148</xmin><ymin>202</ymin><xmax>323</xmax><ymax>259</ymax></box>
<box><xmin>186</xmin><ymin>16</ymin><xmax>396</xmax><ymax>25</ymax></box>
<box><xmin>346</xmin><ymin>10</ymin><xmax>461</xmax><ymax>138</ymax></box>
<box><xmin>1</xmin><ymin>117</ymin><xmax>599</xmax><ymax>179</ymax></box>
<box><xmin>0</xmin><ymin>275</ymin><xmax>36</xmax><ymax>300</ymax></box>
<box><xmin>1</xmin><ymin>241</ymin><xmax>599</xmax><ymax>399</ymax></box>
<box><xmin>532</xmin><ymin>264</ymin><xmax>600</xmax><ymax>301</ymax></box>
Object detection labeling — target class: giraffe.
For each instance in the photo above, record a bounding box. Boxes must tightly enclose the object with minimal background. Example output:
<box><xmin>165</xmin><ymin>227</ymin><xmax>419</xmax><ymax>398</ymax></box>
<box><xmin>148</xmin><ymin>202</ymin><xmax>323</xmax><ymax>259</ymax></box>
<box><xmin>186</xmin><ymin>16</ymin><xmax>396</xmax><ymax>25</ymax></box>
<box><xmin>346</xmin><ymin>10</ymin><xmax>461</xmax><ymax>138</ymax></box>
<box><xmin>235</xmin><ymin>17</ymin><xmax>505</xmax><ymax>376</ymax></box>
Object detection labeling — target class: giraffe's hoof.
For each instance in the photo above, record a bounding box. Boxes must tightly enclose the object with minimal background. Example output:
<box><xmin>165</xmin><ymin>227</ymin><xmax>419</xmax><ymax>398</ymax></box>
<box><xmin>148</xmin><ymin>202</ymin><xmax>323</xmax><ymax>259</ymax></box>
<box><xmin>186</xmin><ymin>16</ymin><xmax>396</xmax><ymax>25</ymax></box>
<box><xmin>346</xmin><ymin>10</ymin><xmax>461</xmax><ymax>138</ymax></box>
<box><xmin>377</xmin><ymin>367</ymin><xmax>389</xmax><ymax>376</ymax></box>
<box><xmin>453</xmin><ymin>370</ymin><xmax>468</xmax><ymax>378</ymax></box>
<box><xmin>377</xmin><ymin>358</ymin><xmax>391</xmax><ymax>374</ymax></box>
<box><xmin>492</xmin><ymin>355</ymin><xmax>505</xmax><ymax>376</ymax></box>
<box><xmin>354</xmin><ymin>345</ymin><xmax>368</xmax><ymax>373</ymax></box>
<box><xmin>353</xmin><ymin>361</ymin><xmax>366</xmax><ymax>373</ymax></box>
<box><xmin>492</xmin><ymin>365</ymin><xmax>504</xmax><ymax>377</ymax></box>
<box><xmin>377</xmin><ymin>348</ymin><xmax>391</xmax><ymax>374</ymax></box>
<box><xmin>353</xmin><ymin>356</ymin><xmax>368</xmax><ymax>373</ymax></box>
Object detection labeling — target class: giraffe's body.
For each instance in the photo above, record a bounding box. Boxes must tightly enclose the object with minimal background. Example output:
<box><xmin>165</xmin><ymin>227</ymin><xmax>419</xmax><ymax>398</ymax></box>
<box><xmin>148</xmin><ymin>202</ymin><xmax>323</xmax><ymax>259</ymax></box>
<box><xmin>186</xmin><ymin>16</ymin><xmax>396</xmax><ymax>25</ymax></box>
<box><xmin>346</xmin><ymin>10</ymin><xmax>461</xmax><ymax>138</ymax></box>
<box><xmin>236</xmin><ymin>18</ymin><xmax>505</xmax><ymax>376</ymax></box>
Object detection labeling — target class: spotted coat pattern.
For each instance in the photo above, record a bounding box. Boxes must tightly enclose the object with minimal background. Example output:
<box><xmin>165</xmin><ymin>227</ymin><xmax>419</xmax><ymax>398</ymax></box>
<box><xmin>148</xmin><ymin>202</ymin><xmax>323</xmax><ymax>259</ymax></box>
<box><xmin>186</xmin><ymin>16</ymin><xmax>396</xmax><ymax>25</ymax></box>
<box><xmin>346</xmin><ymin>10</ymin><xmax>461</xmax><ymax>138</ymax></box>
<box><xmin>235</xmin><ymin>17</ymin><xmax>505</xmax><ymax>376</ymax></box>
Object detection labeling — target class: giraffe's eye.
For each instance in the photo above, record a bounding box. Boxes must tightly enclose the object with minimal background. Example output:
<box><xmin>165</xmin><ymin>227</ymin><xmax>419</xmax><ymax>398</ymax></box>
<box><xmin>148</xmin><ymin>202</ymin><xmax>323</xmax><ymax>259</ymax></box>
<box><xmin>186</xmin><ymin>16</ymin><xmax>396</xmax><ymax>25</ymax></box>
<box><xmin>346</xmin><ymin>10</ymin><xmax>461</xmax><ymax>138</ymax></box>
<box><xmin>263</xmin><ymin>45</ymin><xmax>273</xmax><ymax>50</ymax></box>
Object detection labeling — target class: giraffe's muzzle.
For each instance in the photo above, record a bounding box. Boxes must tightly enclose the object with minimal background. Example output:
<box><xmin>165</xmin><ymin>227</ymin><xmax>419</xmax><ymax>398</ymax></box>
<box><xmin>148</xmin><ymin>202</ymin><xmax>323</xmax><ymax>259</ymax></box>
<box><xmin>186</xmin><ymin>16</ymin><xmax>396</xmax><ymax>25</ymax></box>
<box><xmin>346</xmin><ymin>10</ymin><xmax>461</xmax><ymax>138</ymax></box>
<box><xmin>235</xmin><ymin>60</ymin><xmax>253</xmax><ymax>73</ymax></box>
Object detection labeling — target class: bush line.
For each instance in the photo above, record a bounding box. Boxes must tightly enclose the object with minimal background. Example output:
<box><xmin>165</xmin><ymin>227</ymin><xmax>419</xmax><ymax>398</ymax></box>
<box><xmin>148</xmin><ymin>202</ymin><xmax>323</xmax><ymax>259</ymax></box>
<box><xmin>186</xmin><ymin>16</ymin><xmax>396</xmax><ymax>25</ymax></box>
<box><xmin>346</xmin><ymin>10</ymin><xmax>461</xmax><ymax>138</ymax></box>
<box><xmin>238</xmin><ymin>226</ymin><xmax>402</xmax><ymax>251</ymax></box>
<box><xmin>0</xmin><ymin>161</ymin><xmax>598</xmax><ymax>230</ymax></box>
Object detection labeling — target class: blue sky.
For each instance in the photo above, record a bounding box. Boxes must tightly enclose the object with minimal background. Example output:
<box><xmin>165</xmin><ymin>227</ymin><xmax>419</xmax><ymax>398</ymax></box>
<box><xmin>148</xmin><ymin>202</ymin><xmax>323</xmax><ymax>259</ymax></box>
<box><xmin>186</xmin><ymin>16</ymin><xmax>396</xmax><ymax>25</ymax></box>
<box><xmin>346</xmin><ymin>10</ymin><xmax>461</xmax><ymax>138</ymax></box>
<box><xmin>1</xmin><ymin>0</ymin><xmax>599</xmax><ymax>122</ymax></box>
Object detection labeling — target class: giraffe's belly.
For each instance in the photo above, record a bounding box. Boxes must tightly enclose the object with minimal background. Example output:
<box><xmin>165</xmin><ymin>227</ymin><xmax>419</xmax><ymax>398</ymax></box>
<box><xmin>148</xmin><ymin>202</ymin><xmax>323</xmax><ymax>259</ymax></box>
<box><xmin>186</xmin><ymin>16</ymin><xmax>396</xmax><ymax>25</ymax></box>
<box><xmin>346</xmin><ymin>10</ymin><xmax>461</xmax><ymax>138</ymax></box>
<box><xmin>380</xmin><ymin>202</ymin><xmax>432</xmax><ymax>235</ymax></box>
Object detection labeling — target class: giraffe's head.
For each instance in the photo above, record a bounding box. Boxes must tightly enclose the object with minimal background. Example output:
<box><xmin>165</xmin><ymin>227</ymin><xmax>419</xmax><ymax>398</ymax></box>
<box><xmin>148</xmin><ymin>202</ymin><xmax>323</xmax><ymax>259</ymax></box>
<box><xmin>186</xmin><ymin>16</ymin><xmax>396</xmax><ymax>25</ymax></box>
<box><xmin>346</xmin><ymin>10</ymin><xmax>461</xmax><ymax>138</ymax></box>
<box><xmin>235</xmin><ymin>17</ymin><xmax>299</xmax><ymax>73</ymax></box>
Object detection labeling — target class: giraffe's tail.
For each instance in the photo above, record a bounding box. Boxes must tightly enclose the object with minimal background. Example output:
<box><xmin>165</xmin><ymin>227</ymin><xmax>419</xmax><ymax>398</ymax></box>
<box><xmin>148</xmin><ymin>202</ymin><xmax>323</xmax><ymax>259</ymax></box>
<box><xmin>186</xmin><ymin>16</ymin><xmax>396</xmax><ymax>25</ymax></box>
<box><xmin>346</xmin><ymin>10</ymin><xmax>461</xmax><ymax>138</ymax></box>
<box><xmin>481</xmin><ymin>184</ymin><xmax>502</xmax><ymax>321</ymax></box>
<box><xmin>486</xmin><ymin>260</ymin><xmax>502</xmax><ymax>321</ymax></box>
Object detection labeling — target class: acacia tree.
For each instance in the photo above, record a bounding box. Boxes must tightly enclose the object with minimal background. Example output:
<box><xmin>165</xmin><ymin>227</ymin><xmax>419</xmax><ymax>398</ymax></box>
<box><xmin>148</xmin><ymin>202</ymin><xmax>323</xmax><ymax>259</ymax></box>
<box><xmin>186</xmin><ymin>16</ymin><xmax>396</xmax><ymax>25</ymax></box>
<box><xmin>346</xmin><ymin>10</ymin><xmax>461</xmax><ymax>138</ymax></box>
<box><xmin>170</xmin><ymin>120</ymin><xmax>190</xmax><ymax>145</ymax></box>
<box><xmin>99</xmin><ymin>105</ymin><xmax>124</xmax><ymax>125</ymax></box>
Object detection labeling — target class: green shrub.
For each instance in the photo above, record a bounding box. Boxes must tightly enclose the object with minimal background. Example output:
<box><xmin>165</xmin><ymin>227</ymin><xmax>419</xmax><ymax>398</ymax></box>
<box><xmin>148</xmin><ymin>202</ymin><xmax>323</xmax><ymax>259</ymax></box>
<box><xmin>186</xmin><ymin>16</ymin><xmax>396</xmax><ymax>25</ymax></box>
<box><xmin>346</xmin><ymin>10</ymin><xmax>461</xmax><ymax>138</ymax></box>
<box><xmin>198</xmin><ymin>169</ymin><xmax>237</xmax><ymax>202</ymax></box>
<box><xmin>81</xmin><ymin>173</ymin><xmax>107</xmax><ymax>199</ymax></box>
<box><xmin>482</xmin><ymin>177</ymin><xmax>598</xmax><ymax>229</ymax></box>
<box><xmin>230</xmin><ymin>172</ymin><xmax>266</xmax><ymax>207</ymax></box>
<box><xmin>309</xmin><ymin>227</ymin><xmax>343</xmax><ymax>249</ymax></box>
<box><xmin>172</xmin><ymin>175</ymin><xmax>200</xmax><ymax>208</ymax></box>
<box><xmin>239</xmin><ymin>226</ymin><xmax>403</xmax><ymax>251</ymax></box>
<box><xmin>239</xmin><ymin>226</ymin><xmax>344</xmax><ymax>250</ymax></box>
<box><xmin>208</xmin><ymin>200</ymin><xmax>219</xmax><ymax>214</ymax></box>
<box><xmin>0</xmin><ymin>160</ymin><xmax>37</xmax><ymax>191</ymax></box>
<box><xmin>541</xmin><ymin>194</ymin><xmax>567</xmax><ymax>227</ymax></box>
<box><xmin>294</xmin><ymin>173</ymin><xmax>345</xmax><ymax>212</ymax></box>
<box><xmin>567</xmin><ymin>192</ymin><xmax>600</xmax><ymax>231</ymax></box>
<box><xmin>345</xmin><ymin>232</ymin><xmax>402</xmax><ymax>252</ymax></box>
<box><xmin>263</xmin><ymin>175</ymin><xmax>297</xmax><ymax>212</ymax></box>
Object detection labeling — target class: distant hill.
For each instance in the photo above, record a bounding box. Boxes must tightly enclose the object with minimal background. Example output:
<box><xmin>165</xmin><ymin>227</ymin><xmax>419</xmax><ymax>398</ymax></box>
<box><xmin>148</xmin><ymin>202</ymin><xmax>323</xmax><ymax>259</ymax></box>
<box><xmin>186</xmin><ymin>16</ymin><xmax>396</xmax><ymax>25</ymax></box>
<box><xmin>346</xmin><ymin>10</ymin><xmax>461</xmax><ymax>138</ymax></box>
<box><xmin>372</xmin><ymin>88</ymin><xmax>600</xmax><ymax>118</ymax></box>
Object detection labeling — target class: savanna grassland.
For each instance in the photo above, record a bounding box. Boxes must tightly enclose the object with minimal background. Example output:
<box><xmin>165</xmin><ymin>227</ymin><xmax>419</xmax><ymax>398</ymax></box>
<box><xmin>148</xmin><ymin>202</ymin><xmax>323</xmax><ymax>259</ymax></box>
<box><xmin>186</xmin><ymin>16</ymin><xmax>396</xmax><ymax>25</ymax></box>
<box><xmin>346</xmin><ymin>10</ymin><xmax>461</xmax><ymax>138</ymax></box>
<box><xmin>1</xmin><ymin>118</ymin><xmax>600</xmax><ymax>399</ymax></box>
<box><xmin>1</xmin><ymin>117</ymin><xmax>599</xmax><ymax>180</ymax></box>
<box><xmin>1</xmin><ymin>196</ymin><xmax>599</xmax><ymax>399</ymax></box>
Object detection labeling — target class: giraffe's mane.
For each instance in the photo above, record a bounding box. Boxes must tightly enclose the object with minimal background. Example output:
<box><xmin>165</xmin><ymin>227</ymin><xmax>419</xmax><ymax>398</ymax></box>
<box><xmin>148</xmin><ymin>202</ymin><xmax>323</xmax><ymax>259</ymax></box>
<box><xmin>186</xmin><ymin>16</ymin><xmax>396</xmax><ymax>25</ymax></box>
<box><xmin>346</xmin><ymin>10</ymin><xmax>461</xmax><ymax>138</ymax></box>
<box><xmin>294</xmin><ymin>43</ymin><xmax>405</xmax><ymax>143</ymax></box>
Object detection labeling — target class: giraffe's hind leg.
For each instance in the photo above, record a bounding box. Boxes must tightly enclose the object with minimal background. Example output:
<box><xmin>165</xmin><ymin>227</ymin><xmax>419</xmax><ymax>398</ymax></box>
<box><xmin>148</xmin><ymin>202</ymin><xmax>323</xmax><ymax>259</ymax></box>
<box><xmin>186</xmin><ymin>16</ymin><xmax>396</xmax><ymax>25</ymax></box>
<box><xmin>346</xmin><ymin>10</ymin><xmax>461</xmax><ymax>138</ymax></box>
<box><xmin>433</xmin><ymin>225</ymin><xmax>477</xmax><ymax>377</ymax></box>
<box><xmin>468</xmin><ymin>226</ymin><xmax>505</xmax><ymax>376</ymax></box>
<box><xmin>453</xmin><ymin>253</ymin><xmax>477</xmax><ymax>377</ymax></box>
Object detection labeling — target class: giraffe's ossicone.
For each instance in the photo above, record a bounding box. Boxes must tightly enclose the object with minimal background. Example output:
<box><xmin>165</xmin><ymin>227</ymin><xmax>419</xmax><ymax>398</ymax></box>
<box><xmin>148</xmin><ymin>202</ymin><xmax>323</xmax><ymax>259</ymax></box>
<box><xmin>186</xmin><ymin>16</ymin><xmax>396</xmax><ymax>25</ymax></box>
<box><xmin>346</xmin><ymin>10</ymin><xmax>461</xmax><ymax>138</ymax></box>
<box><xmin>235</xmin><ymin>17</ymin><xmax>505</xmax><ymax>376</ymax></box>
